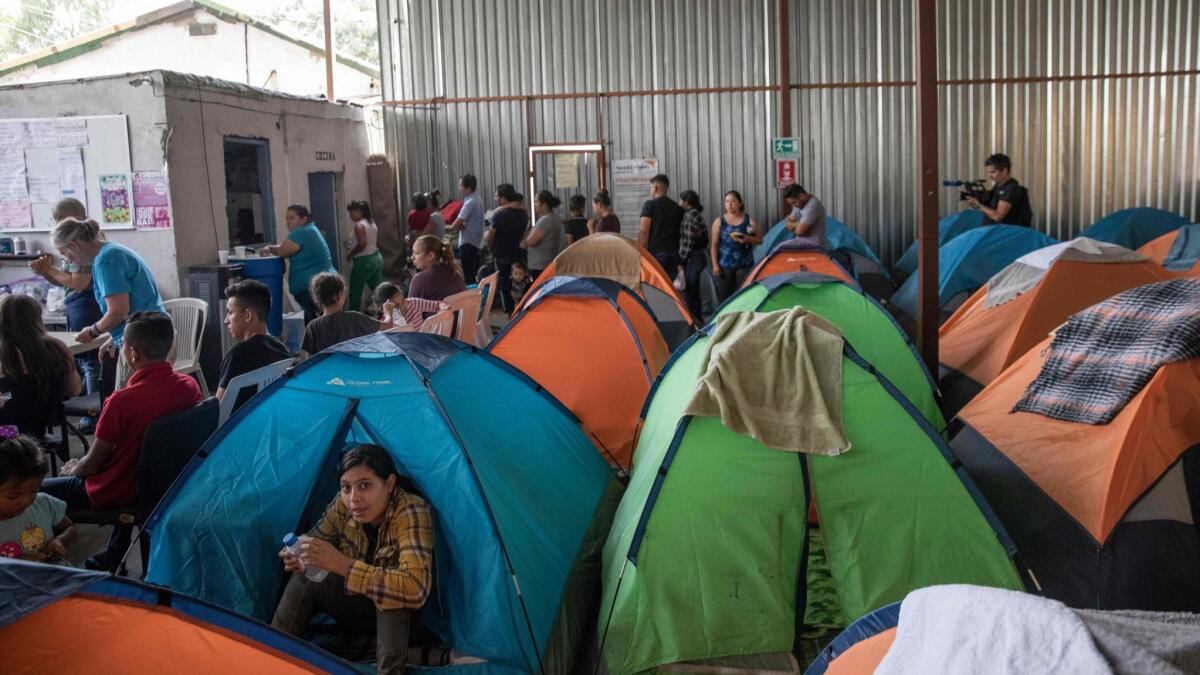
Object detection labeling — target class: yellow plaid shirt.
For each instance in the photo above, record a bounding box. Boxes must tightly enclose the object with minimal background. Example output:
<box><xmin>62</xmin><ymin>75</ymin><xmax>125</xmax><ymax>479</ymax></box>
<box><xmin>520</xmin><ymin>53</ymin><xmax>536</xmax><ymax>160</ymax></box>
<box><xmin>310</xmin><ymin>488</ymin><xmax>434</xmax><ymax>611</ymax></box>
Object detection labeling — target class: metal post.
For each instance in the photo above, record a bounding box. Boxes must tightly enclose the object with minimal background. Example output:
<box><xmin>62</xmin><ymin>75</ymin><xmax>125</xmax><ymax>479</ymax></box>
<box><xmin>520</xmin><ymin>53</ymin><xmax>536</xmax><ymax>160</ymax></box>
<box><xmin>778</xmin><ymin>0</ymin><xmax>791</xmax><ymax>138</ymax></box>
<box><xmin>323</xmin><ymin>0</ymin><xmax>335</xmax><ymax>101</ymax></box>
<box><xmin>915</xmin><ymin>0</ymin><xmax>939</xmax><ymax>373</ymax></box>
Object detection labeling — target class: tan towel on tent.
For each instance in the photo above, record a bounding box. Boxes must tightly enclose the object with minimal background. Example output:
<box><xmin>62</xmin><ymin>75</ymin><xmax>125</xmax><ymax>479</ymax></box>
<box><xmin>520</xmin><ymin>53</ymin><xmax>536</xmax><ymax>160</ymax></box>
<box><xmin>684</xmin><ymin>307</ymin><xmax>850</xmax><ymax>455</ymax></box>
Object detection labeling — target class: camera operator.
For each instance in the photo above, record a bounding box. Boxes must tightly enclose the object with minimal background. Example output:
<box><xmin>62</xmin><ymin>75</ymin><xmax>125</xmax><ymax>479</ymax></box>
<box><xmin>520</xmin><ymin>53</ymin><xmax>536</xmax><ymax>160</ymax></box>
<box><xmin>965</xmin><ymin>153</ymin><xmax>1033</xmax><ymax>227</ymax></box>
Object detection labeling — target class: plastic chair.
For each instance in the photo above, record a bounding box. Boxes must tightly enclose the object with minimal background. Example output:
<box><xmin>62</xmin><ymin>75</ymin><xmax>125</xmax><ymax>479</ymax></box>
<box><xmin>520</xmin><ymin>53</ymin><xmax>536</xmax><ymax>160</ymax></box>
<box><xmin>164</xmin><ymin>298</ymin><xmax>209</xmax><ymax>396</ymax></box>
<box><xmin>419</xmin><ymin>309</ymin><xmax>456</xmax><ymax>337</ymax></box>
<box><xmin>442</xmin><ymin>289</ymin><xmax>482</xmax><ymax>343</ymax></box>
<box><xmin>473</xmin><ymin>272</ymin><xmax>499</xmax><ymax>346</ymax></box>
<box><xmin>218</xmin><ymin>358</ymin><xmax>293</xmax><ymax>426</ymax></box>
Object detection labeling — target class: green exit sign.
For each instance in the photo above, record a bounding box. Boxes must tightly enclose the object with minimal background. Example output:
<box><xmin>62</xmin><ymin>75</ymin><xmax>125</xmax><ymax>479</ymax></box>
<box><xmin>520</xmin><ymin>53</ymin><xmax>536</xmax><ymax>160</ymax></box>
<box><xmin>772</xmin><ymin>138</ymin><xmax>800</xmax><ymax>159</ymax></box>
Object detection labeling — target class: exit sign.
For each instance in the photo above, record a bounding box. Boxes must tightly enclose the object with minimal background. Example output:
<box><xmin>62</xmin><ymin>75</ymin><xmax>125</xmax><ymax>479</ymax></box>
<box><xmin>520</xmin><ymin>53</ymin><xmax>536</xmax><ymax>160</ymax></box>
<box><xmin>772</xmin><ymin>137</ymin><xmax>800</xmax><ymax>159</ymax></box>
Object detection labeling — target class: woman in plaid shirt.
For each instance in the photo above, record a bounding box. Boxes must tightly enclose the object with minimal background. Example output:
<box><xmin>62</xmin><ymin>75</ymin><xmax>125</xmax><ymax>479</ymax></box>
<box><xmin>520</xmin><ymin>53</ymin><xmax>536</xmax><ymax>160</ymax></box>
<box><xmin>272</xmin><ymin>445</ymin><xmax>434</xmax><ymax>673</ymax></box>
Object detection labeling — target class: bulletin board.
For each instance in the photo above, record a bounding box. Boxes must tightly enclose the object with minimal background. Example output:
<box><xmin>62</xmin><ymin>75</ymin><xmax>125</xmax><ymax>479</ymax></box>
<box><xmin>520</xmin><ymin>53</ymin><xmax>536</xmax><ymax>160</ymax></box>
<box><xmin>0</xmin><ymin>115</ymin><xmax>133</xmax><ymax>232</ymax></box>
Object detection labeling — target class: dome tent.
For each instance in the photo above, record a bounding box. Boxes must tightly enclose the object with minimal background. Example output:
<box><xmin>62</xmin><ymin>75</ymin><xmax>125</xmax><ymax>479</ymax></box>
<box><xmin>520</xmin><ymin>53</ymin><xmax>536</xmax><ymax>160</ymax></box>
<box><xmin>144</xmin><ymin>332</ymin><xmax>615</xmax><ymax>674</ymax></box>
<box><xmin>1079</xmin><ymin>207</ymin><xmax>1189</xmax><ymax>251</ymax></box>
<box><xmin>892</xmin><ymin>210</ymin><xmax>986</xmax><ymax>279</ymax></box>
<box><xmin>754</xmin><ymin>217</ymin><xmax>893</xmax><ymax>299</ymax></box>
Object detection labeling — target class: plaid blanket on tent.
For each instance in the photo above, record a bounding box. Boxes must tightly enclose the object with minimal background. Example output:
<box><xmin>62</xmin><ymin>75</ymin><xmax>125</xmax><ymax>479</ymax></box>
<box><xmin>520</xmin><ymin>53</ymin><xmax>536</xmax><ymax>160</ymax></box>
<box><xmin>1012</xmin><ymin>278</ymin><xmax>1200</xmax><ymax>424</ymax></box>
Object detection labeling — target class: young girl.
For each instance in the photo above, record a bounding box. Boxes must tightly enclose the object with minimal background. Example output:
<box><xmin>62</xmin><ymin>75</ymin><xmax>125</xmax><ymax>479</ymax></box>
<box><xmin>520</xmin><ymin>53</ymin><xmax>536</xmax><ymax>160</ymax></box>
<box><xmin>0</xmin><ymin>432</ymin><xmax>74</xmax><ymax>561</ymax></box>
<box><xmin>373</xmin><ymin>282</ymin><xmax>445</xmax><ymax>332</ymax></box>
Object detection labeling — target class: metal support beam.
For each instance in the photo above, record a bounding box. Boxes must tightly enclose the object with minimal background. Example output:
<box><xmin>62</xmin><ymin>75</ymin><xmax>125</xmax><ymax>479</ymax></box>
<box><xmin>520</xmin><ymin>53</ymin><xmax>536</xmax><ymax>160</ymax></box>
<box><xmin>777</xmin><ymin>0</ymin><xmax>791</xmax><ymax>138</ymax></box>
<box><xmin>323</xmin><ymin>0</ymin><xmax>335</xmax><ymax>101</ymax></box>
<box><xmin>915</xmin><ymin>0</ymin><xmax>939</xmax><ymax>373</ymax></box>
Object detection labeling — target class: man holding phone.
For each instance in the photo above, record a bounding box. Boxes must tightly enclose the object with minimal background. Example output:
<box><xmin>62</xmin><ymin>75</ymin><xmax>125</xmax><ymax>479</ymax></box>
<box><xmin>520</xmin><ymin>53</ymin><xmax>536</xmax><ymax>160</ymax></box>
<box><xmin>783</xmin><ymin>184</ymin><xmax>828</xmax><ymax>249</ymax></box>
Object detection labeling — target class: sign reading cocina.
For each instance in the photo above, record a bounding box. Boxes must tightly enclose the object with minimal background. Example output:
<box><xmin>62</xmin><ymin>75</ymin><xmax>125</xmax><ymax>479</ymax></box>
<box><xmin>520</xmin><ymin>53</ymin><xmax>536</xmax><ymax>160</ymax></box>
<box><xmin>315</xmin><ymin>151</ymin><xmax>336</xmax><ymax>161</ymax></box>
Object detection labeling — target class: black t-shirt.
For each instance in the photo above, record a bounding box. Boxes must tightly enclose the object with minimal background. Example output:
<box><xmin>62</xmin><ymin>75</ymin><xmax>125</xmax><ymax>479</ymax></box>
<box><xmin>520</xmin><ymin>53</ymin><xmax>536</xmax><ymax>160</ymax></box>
<box><xmin>640</xmin><ymin>196</ymin><xmax>685</xmax><ymax>255</ymax></box>
<box><xmin>563</xmin><ymin>216</ymin><xmax>589</xmax><ymax>243</ymax></box>
<box><xmin>986</xmin><ymin>178</ymin><xmax>1033</xmax><ymax>227</ymax></box>
<box><xmin>490</xmin><ymin>207</ymin><xmax>528</xmax><ymax>260</ymax></box>
<box><xmin>301</xmin><ymin>311</ymin><xmax>379</xmax><ymax>355</ymax></box>
<box><xmin>218</xmin><ymin>333</ymin><xmax>293</xmax><ymax>412</ymax></box>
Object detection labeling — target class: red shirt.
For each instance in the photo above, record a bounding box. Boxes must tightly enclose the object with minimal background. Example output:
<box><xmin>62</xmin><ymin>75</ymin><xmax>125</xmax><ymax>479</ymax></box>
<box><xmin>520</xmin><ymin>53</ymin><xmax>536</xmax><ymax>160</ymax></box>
<box><xmin>87</xmin><ymin>362</ymin><xmax>202</xmax><ymax>508</ymax></box>
<box><xmin>407</xmin><ymin>209</ymin><xmax>431</xmax><ymax>234</ymax></box>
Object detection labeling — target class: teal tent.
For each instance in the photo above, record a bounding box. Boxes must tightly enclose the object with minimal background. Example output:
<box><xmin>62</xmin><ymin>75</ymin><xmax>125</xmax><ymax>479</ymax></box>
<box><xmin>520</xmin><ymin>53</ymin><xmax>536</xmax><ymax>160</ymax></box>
<box><xmin>893</xmin><ymin>210</ymin><xmax>987</xmax><ymax>277</ymax></box>
<box><xmin>1080</xmin><ymin>207</ymin><xmax>1189</xmax><ymax>251</ymax></box>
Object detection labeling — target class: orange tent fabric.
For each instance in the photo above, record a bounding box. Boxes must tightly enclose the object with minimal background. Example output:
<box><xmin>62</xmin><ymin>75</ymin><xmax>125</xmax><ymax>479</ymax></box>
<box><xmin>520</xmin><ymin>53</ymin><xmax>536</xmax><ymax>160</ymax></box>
<box><xmin>940</xmin><ymin>258</ymin><xmax>1173</xmax><ymax>387</ymax></box>
<box><xmin>1</xmin><ymin>596</ymin><xmax>322</xmax><ymax>673</ymax></box>
<box><xmin>1137</xmin><ymin>230</ymin><xmax>1179</xmax><ymax>264</ymax></box>
<box><xmin>958</xmin><ymin>340</ymin><xmax>1200</xmax><ymax>543</ymax></box>
<box><xmin>490</xmin><ymin>278</ymin><xmax>669</xmax><ymax>470</ymax></box>
<box><xmin>744</xmin><ymin>245</ymin><xmax>856</xmax><ymax>287</ymax></box>
<box><xmin>516</xmin><ymin>233</ymin><xmax>695</xmax><ymax>326</ymax></box>
<box><xmin>824</xmin><ymin>627</ymin><xmax>898</xmax><ymax>675</ymax></box>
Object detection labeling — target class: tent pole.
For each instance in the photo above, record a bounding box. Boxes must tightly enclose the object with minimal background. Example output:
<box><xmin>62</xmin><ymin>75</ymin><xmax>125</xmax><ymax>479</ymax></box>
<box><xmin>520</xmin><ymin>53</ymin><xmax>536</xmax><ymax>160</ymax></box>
<box><xmin>915</xmin><ymin>0</ymin><xmax>940</xmax><ymax>373</ymax></box>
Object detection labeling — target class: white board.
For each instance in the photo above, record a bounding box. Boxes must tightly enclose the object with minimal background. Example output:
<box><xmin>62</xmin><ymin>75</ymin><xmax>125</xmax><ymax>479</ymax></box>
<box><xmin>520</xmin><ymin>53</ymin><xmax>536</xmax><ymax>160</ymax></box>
<box><xmin>0</xmin><ymin>114</ymin><xmax>131</xmax><ymax>232</ymax></box>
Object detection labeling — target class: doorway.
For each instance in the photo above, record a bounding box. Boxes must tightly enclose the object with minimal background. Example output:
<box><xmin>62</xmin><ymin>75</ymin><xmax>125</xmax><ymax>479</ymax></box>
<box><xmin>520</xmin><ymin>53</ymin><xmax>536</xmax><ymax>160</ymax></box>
<box><xmin>307</xmin><ymin>172</ymin><xmax>344</xmax><ymax>273</ymax></box>
<box><xmin>223</xmin><ymin>137</ymin><xmax>276</xmax><ymax>247</ymax></box>
<box><xmin>527</xmin><ymin>143</ymin><xmax>606</xmax><ymax>220</ymax></box>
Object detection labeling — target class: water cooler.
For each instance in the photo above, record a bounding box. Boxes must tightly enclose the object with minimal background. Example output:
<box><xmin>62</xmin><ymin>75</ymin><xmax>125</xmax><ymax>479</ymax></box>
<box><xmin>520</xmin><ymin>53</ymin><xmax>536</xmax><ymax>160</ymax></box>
<box><xmin>230</xmin><ymin>254</ymin><xmax>285</xmax><ymax>335</ymax></box>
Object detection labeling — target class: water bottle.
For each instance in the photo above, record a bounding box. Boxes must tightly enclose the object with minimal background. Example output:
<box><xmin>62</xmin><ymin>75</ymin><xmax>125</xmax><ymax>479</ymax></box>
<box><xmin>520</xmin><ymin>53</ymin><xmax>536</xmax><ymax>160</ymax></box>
<box><xmin>13</xmin><ymin>236</ymin><xmax>26</xmax><ymax>256</ymax></box>
<box><xmin>281</xmin><ymin>533</ymin><xmax>329</xmax><ymax>582</ymax></box>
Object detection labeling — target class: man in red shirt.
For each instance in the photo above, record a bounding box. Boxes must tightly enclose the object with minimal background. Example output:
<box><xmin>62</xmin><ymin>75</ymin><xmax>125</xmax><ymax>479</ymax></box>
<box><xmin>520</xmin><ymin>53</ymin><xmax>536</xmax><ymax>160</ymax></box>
<box><xmin>42</xmin><ymin>311</ymin><xmax>202</xmax><ymax>570</ymax></box>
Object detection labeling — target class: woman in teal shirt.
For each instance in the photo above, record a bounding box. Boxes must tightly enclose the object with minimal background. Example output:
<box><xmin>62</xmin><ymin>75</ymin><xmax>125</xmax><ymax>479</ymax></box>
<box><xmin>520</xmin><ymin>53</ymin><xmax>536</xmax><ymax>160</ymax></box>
<box><xmin>261</xmin><ymin>204</ymin><xmax>336</xmax><ymax>324</ymax></box>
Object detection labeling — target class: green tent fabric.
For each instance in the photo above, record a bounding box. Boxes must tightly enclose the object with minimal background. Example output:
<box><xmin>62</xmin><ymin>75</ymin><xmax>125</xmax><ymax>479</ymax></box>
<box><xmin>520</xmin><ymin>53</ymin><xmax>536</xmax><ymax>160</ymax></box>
<box><xmin>598</xmin><ymin>313</ymin><xmax>1022</xmax><ymax>675</ymax></box>
<box><xmin>714</xmin><ymin>272</ymin><xmax>944</xmax><ymax>433</ymax></box>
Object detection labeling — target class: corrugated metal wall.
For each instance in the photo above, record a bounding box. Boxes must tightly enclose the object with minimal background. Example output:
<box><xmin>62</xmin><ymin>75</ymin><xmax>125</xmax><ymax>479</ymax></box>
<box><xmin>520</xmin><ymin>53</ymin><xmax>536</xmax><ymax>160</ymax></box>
<box><xmin>377</xmin><ymin>0</ymin><xmax>1200</xmax><ymax>264</ymax></box>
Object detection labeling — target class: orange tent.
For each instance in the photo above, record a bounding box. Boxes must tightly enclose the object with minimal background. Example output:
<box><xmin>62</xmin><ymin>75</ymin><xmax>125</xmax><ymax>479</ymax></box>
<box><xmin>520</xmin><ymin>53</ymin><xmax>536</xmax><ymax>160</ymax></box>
<box><xmin>938</xmin><ymin>239</ymin><xmax>1172</xmax><ymax>413</ymax></box>
<box><xmin>952</xmin><ymin>332</ymin><xmax>1200</xmax><ymax>610</ymax></box>
<box><xmin>517</xmin><ymin>233</ymin><xmax>695</xmax><ymax>341</ymax></box>
<box><xmin>489</xmin><ymin>277</ymin><xmax>669</xmax><ymax>470</ymax></box>
<box><xmin>0</xmin><ymin>559</ymin><xmax>354</xmax><ymax>673</ymax></box>
<box><xmin>1138</xmin><ymin>229</ymin><xmax>1179</xmax><ymax>263</ymax></box>
<box><xmin>743</xmin><ymin>240</ymin><xmax>857</xmax><ymax>287</ymax></box>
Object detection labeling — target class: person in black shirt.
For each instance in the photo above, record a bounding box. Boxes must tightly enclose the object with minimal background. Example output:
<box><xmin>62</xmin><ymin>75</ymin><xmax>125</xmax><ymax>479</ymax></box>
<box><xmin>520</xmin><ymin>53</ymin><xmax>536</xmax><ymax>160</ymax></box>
<box><xmin>300</xmin><ymin>273</ymin><xmax>381</xmax><ymax>358</ymax></box>
<box><xmin>485</xmin><ymin>183</ymin><xmax>530</xmax><ymax>315</ymax></box>
<box><xmin>563</xmin><ymin>194</ymin><xmax>589</xmax><ymax>246</ymax></box>
<box><xmin>217</xmin><ymin>280</ymin><xmax>293</xmax><ymax>413</ymax></box>
<box><xmin>639</xmin><ymin>174</ymin><xmax>685</xmax><ymax>271</ymax></box>
<box><xmin>966</xmin><ymin>153</ymin><xmax>1034</xmax><ymax>227</ymax></box>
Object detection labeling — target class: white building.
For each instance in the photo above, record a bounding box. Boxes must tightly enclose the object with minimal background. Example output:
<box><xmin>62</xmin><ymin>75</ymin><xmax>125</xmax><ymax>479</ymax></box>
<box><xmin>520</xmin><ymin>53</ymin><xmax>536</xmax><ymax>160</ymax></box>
<box><xmin>0</xmin><ymin>0</ymin><xmax>380</xmax><ymax>104</ymax></box>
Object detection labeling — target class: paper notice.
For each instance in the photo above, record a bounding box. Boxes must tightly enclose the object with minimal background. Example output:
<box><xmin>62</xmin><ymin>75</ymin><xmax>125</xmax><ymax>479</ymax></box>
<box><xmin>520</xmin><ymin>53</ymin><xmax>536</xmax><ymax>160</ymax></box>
<box><xmin>611</xmin><ymin>158</ymin><xmax>658</xmax><ymax>238</ymax></box>
<box><xmin>0</xmin><ymin>148</ymin><xmax>28</xmax><ymax>202</ymax></box>
<box><xmin>58</xmin><ymin>147</ymin><xmax>86</xmax><ymax>210</ymax></box>
<box><xmin>0</xmin><ymin>121</ymin><xmax>21</xmax><ymax>147</ymax></box>
<box><xmin>54</xmin><ymin>119</ymin><xmax>88</xmax><ymax>147</ymax></box>
<box><xmin>554</xmin><ymin>154</ymin><xmax>579</xmax><ymax>189</ymax></box>
<box><xmin>22</xmin><ymin>119</ymin><xmax>57</xmax><ymax>148</ymax></box>
<box><xmin>0</xmin><ymin>201</ymin><xmax>32</xmax><ymax>229</ymax></box>
<box><xmin>28</xmin><ymin>176</ymin><xmax>60</xmax><ymax>204</ymax></box>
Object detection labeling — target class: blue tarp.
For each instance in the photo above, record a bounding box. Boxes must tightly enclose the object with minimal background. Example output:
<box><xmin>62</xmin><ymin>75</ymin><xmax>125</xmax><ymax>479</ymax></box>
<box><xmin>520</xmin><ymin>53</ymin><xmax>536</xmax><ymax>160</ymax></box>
<box><xmin>890</xmin><ymin>225</ymin><xmax>1058</xmax><ymax>318</ymax></box>
<box><xmin>1163</xmin><ymin>224</ymin><xmax>1200</xmax><ymax>271</ymax></box>
<box><xmin>753</xmin><ymin>216</ymin><xmax>883</xmax><ymax>266</ymax></box>
<box><xmin>894</xmin><ymin>210</ymin><xmax>987</xmax><ymax>275</ymax></box>
<box><xmin>144</xmin><ymin>333</ymin><xmax>611</xmax><ymax>673</ymax></box>
<box><xmin>1079</xmin><ymin>207</ymin><xmax>1189</xmax><ymax>251</ymax></box>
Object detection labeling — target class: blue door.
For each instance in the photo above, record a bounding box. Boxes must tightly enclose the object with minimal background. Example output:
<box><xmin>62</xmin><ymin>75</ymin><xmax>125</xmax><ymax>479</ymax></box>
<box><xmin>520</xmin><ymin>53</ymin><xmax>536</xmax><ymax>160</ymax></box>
<box><xmin>307</xmin><ymin>172</ymin><xmax>342</xmax><ymax>273</ymax></box>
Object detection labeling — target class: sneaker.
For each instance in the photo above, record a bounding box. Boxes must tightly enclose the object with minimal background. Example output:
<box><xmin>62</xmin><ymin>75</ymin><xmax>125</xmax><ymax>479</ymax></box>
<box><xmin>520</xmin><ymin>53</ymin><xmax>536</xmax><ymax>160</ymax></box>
<box><xmin>76</xmin><ymin>417</ymin><xmax>96</xmax><ymax>434</ymax></box>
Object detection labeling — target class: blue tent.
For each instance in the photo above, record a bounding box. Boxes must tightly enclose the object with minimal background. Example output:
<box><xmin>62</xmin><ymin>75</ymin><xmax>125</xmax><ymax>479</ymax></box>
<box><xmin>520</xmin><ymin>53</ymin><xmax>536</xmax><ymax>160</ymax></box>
<box><xmin>0</xmin><ymin>558</ymin><xmax>356</xmax><ymax>672</ymax></box>
<box><xmin>890</xmin><ymin>225</ymin><xmax>1057</xmax><ymax>320</ymax></box>
<box><xmin>1079</xmin><ymin>207</ymin><xmax>1189</xmax><ymax>251</ymax></box>
<box><xmin>1163</xmin><ymin>223</ymin><xmax>1200</xmax><ymax>271</ymax></box>
<box><xmin>144</xmin><ymin>332</ymin><xmax>613</xmax><ymax>674</ymax></box>
<box><xmin>753</xmin><ymin>216</ymin><xmax>883</xmax><ymax>267</ymax></box>
<box><xmin>894</xmin><ymin>210</ymin><xmax>987</xmax><ymax>276</ymax></box>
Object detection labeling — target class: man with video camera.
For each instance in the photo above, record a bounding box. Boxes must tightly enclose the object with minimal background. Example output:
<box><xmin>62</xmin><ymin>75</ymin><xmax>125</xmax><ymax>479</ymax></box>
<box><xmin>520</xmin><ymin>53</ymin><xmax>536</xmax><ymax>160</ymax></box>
<box><xmin>965</xmin><ymin>153</ymin><xmax>1033</xmax><ymax>227</ymax></box>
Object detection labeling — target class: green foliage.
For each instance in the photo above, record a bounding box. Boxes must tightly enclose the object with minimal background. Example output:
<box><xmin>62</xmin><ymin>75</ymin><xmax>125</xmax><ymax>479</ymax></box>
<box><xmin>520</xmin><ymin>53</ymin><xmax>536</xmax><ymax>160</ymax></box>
<box><xmin>260</xmin><ymin>0</ymin><xmax>379</xmax><ymax>65</ymax></box>
<box><xmin>0</xmin><ymin>0</ymin><xmax>115</xmax><ymax>61</ymax></box>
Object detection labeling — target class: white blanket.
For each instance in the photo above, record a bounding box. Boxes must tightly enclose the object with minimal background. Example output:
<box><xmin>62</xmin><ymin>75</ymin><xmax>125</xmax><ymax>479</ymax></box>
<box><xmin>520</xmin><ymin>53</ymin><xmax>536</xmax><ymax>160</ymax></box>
<box><xmin>876</xmin><ymin>585</ymin><xmax>1113</xmax><ymax>675</ymax></box>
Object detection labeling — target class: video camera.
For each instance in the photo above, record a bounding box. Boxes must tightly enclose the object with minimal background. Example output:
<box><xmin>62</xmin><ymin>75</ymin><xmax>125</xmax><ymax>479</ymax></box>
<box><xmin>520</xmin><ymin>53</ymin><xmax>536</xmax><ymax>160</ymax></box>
<box><xmin>942</xmin><ymin>179</ymin><xmax>990</xmax><ymax>202</ymax></box>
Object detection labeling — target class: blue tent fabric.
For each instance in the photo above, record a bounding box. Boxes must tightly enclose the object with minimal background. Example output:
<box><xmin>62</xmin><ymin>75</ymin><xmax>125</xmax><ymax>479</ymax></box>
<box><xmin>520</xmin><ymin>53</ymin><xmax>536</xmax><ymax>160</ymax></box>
<box><xmin>894</xmin><ymin>210</ymin><xmax>987</xmax><ymax>275</ymax></box>
<box><xmin>1079</xmin><ymin>207</ymin><xmax>1189</xmax><ymax>251</ymax></box>
<box><xmin>890</xmin><ymin>225</ymin><xmax>1058</xmax><ymax>319</ymax></box>
<box><xmin>144</xmin><ymin>332</ymin><xmax>611</xmax><ymax>673</ymax></box>
<box><xmin>1164</xmin><ymin>224</ymin><xmax>1200</xmax><ymax>271</ymax></box>
<box><xmin>805</xmin><ymin>601</ymin><xmax>901</xmax><ymax>675</ymax></box>
<box><xmin>0</xmin><ymin>558</ymin><xmax>358</xmax><ymax>672</ymax></box>
<box><xmin>753</xmin><ymin>216</ymin><xmax>883</xmax><ymax>266</ymax></box>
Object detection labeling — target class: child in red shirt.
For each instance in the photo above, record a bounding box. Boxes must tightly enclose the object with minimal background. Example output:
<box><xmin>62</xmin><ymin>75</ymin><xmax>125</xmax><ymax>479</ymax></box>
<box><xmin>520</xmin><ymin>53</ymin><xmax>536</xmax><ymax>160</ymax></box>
<box><xmin>42</xmin><ymin>311</ymin><xmax>201</xmax><ymax>571</ymax></box>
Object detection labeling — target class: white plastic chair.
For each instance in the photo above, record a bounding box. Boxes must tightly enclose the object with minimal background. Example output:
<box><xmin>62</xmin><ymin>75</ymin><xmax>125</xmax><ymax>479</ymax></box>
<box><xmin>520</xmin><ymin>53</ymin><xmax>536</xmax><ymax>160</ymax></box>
<box><xmin>419</xmin><ymin>309</ymin><xmax>456</xmax><ymax>337</ymax></box>
<box><xmin>218</xmin><ymin>358</ymin><xmax>293</xmax><ymax>425</ymax></box>
<box><xmin>473</xmin><ymin>272</ymin><xmax>499</xmax><ymax>346</ymax></box>
<box><xmin>164</xmin><ymin>297</ymin><xmax>209</xmax><ymax>396</ymax></box>
<box><xmin>442</xmin><ymin>289</ymin><xmax>482</xmax><ymax>343</ymax></box>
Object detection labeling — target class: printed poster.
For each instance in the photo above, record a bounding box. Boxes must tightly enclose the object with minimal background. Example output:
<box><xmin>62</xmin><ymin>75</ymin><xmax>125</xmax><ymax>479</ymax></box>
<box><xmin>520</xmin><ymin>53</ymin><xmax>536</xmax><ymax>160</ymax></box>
<box><xmin>132</xmin><ymin>171</ymin><xmax>171</xmax><ymax>229</ymax></box>
<box><xmin>99</xmin><ymin>173</ymin><xmax>132</xmax><ymax>226</ymax></box>
<box><xmin>554</xmin><ymin>154</ymin><xmax>579</xmax><ymax>189</ymax></box>
<box><xmin>611</xmin><ymin>158</ymin><xmax>658</xmax><ymax>239</ymax></box>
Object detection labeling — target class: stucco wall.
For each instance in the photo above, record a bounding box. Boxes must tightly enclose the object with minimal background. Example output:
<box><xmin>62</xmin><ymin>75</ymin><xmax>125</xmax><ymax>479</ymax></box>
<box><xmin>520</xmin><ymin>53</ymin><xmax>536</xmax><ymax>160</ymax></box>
<box><xmin>0</xmin><ymin>7</ymin><xmax>378</xmax><ymax>101</ymax></box>
<box><xmin>0</xmin><ymin>75</ymin><xmax>181</xmax><ymax>296</ymax></box>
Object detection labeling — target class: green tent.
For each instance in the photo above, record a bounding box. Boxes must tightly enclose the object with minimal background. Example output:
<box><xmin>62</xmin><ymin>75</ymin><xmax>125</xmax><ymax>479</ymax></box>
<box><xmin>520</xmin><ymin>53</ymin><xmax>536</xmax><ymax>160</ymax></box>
<box><xmin>714</xmin><ymin>272</ymin><xmax>945</xmax><ymax>433</ymax></box>
<box><xmin>598</xmin><ymin>304</ymin><xmax>1022</xmax><ymax>674</ymax></box>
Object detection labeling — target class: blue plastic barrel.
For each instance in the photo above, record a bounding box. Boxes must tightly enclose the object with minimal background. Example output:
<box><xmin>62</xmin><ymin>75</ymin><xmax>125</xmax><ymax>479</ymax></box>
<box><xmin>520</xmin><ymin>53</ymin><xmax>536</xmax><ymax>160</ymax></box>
<box><xmin>233</xmin><ymin>255</ymin><xmax>285</xmax><ymax>335</ymax></box>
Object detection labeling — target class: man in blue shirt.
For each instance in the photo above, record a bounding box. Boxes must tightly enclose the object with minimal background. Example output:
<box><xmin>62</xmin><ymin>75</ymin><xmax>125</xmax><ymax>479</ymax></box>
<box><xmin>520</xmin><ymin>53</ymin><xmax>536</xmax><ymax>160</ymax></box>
<box><xmin>448</xmin><ymin>174</ymin><xmax>484</xmax><ymax>284</ymax></box>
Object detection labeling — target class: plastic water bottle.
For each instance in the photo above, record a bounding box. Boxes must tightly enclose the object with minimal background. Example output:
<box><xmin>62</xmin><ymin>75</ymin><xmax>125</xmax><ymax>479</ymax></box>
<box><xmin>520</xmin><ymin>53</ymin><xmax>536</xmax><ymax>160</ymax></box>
<box><xmin>282</xmin><ymin>533</ymin><xmax>329</xmax><ymax>582</ymax></box>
